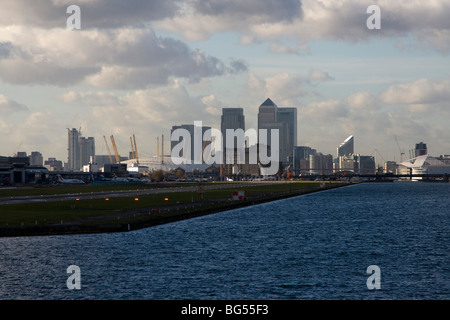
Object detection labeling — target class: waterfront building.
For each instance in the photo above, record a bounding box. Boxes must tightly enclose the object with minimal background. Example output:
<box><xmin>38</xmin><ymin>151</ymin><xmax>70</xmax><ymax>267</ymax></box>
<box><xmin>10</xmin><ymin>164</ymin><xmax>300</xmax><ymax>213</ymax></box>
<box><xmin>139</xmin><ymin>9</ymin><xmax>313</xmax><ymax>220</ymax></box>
<box><xmin>384</xmin><ymin>161</ymin><xmax>397</xmax><ymax>174</ymax></box>
<box><xmin>415</xmin><ymin>142</ymin><xmax>427</xmax><ymax>157</ymax></box>
<box><xmin>399</xmin><ymin>154</ymin><xmax>450</xmax><ymax>180</ymax></box>
<box><xmin>358</xmin><ymin>155</ymin><xmax>376</xmax><ymax>175</ymax></box>
<box><xmin>337</xmin><ymin>135</ymin><xmax>354</xmax><ymax>170</ymax></box>
<box><xmin>293</xmin><ymin>146</ymin><xmax>316</xmax><ymax>176</ymax></box>
<box><xmin>337</xmin><ymin>135</ymin><xmax>354</xmax><ymax>157</ymax></box>
<box><xmin>309</xmin><ymin>153</ymin><xmax>333</xmax><ymax>175</ymax></box>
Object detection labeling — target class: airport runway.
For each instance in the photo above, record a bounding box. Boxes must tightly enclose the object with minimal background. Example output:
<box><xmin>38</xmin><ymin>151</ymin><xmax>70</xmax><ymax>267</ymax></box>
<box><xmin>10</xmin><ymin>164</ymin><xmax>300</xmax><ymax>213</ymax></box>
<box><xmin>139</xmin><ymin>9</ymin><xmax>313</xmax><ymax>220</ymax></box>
<box><xmin>0</xmin><ymin>182</ymin><xmax>278</xmax><ymax>205</ymax></box>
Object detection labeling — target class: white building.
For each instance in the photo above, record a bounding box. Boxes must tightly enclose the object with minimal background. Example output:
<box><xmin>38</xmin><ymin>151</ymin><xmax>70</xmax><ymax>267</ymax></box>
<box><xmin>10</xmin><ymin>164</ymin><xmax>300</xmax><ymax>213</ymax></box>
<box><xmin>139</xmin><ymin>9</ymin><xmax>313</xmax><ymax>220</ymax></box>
<box><xmin>399</xmin><ymin>155</ymin><xmax>450</xmax><ymax>180</ymax></box>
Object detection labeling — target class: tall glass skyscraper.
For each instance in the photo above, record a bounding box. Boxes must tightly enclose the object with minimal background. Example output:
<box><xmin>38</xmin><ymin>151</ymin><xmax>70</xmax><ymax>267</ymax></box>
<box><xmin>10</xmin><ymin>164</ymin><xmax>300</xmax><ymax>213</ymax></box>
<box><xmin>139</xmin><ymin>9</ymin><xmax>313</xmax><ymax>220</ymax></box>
<box><xmin>337</xmin><ymin>135</ymin><xmax>354</xmax><ymax>157</ymax></box>
<box><xmin>257</xmin><ymin>98</ymin><xmax>298</xmax><ymax>164</ymax></box>
<box><xmin>221</xmin><ymin>108</ymin><xmax>245</xmax><ymax>150</ymax></box>
<box><xmin>337</xmin><ymin>135</ymin><xmax>354</xmax><ymax>171</ymax></box>
<box><xmin>171</xmin><ymin>123</ymin><xmax>211</xmax><ymax>164</ymax></box>
<box><xmin>67</xmin><ymin>128</ymin><xmax>95</xmax><ymax>171</ymax></box>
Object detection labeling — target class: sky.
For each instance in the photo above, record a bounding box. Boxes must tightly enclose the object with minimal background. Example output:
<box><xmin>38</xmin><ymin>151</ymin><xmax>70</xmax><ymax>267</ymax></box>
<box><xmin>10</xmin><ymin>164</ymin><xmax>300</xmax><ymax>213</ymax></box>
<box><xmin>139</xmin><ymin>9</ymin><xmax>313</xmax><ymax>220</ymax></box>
<box><xmin>1</xmin><ymin>0</ymin><xmax>450</xmax><ymax>166</ymax></box>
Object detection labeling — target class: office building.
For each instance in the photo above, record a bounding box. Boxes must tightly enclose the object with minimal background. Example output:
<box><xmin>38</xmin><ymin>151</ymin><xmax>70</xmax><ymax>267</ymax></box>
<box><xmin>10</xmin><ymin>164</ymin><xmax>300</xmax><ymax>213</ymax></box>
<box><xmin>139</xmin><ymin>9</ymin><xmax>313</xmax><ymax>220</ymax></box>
<box><xmin>257</xmin><ymin>98</ymin><xmax>278</xmax><ymax>133</ymax></box>
<box><xmin>415</xmin><ymin>142</ymin><xmax>427</xmax><ymax>157</ymax></box>
<box><xmin>80</xmin><ymin>137</ymin><xmax>95</xmax><ymax>168</ymax></box>
<box><xmin>358</xmin><ymin>155</ymin><xmax>376</xmax><ymax>175</ymax></box>
<box><xmin>337</xmin><ymin>135</ymin><xmax>354</xmax><ymax>157</ymax></box>
<box><xmin>309</xmin><ymin>153</ymin><xmax>333</xmax><ymax>175</ymax></box>
<box><xmin>67</xmin><ymin>128</ymin><xmax>96</xmax><ymax>171</ymax></box>
<box><xmin>67</xmin><ymin>128</ymin><xmax>81</xmax><ymax>171</ymax></box>
<box><xmin>221</xmin><ymin>108</ymin><xmax>245</xmax><ymax>155</ymax></box>
<box><xmin>171</xmin><ymin>123</ymin><xmax>211</xmax><ymax>164</ymax></box>
<box><xmin>257</xmin><ymin>98</ymin><xmax>298</xmax><ymax>166</ymax></box>
<box><xmin>293</xmin><ymin>146</ymin><xmax>316</xmax><ymax>176</ymax></box>
<box><xmin>30</xmin><ymin>151</ymin><xmax>43</xmax><ymax>166</ymax></box>
<box><xmin>337</xmin><ymin>135</ymin><xmax>354</xmax><ymax>170</ymax></box>
<box><xmin>44</xmin><ymin>157</ymin><xmax>63</xmax><ymax>171</ymax></box>
<box><xmin>384</xmin><ymin>161</ymin><xmax>397</xmax><ymax>174</ymax></box>
<box><xmin>277</xmin><ymin>107</ymin><xmax>297</xmax><ymax>152</ymax></box>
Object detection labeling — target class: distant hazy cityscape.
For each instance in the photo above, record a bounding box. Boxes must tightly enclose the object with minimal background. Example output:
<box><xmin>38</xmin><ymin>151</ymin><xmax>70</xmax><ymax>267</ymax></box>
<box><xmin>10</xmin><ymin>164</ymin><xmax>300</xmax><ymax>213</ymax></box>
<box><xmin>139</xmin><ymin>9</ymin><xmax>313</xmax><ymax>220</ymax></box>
<box><xmin>1</xmin><ymin>97</ymin><xmax>450</xmax><ymax>185</ymax></box>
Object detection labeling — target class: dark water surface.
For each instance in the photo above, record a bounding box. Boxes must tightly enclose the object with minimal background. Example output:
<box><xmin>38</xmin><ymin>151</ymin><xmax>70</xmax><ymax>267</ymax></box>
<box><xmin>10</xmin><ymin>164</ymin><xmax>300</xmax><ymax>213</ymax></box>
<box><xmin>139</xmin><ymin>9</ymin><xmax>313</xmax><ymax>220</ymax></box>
<box><xmin>0</xmin><ymin>182</ymin><xmax>448</xmax><ymax>299</ymax></box>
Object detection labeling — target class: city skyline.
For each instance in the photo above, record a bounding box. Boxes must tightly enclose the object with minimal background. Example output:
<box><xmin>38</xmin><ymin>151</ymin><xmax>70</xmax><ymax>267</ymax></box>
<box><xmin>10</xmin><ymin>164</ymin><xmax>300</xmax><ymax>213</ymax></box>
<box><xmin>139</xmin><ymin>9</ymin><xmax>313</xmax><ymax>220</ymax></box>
<box><xmin>1</xmin><ymin>1</ymin><xmax>450</xmax><ymax>163</ymax></box>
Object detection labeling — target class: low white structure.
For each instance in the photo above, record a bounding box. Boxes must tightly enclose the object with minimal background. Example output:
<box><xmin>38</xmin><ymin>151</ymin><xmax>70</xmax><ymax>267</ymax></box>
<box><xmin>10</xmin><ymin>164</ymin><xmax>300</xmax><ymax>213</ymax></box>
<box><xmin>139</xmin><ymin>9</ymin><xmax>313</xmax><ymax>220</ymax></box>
<box><xmin>399</xmin><ymin>155</ymin><xmax>450</xmax><ymax>180</ymax></box>
<box><xmin>121</xmin><ymin>156</ymin><xmax>211</xmax><ymax>174</ymax></box>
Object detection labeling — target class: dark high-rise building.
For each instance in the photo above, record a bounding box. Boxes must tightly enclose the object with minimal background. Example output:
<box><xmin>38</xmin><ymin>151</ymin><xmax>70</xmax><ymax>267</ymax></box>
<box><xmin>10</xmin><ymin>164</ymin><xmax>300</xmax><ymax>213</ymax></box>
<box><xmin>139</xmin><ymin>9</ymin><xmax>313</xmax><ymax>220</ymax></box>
<box><xmin>277</xmin><ymin>107</ymin><xmax>297</xmax><ymax>152</ymax></box>
<box><xmin>80</xmin><ymin>136</ymin><xmax>95</xmax><ymax>168</ymax></box>
<box><xmin>171</xmin><ymin>123</ymin><xmax>211</xmax><ymax>164</ymax></box>
<box><xmin>221</xmin><ymin>108</ymin><xmax>245</xmax><ymax>149</ymax></box>
<box><xmin>68</xmin><ymin>128</ymin><xmax>80</xmax><ymax>171</ymax></box>
<box><xmin>415</xmin><ymin>142</ymin><xmax>427</xmax><ymax>157</ymax></box>
<box><xmin>293</xmin><ymin>146</ymin><xmax>316</xmax><ymax>175</ymax></box>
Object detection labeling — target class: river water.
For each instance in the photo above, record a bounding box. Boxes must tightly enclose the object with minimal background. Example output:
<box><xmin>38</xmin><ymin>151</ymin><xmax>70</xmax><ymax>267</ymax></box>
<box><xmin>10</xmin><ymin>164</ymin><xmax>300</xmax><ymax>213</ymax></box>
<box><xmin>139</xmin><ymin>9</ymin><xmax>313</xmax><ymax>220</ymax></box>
<box><xmin>0</xmin><ymin>182</ymin><xmax>448</xmax><ymax>300</ymax></box>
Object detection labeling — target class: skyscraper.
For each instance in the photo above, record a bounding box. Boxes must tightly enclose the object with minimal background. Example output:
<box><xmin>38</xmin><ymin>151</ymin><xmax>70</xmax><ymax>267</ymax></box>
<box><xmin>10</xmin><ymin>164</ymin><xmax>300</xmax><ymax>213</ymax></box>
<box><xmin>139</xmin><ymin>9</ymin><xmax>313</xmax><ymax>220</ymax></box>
<box><xmin>68</xmin><ymin>128</ymin><xmax>80</xmax><ymax>171</ymax></box>
<box><xmin>80</xmin><ymin>136</ymin><xmax>95</xmax><ymax>168</ymax></box>
<box><xmin>257</xmin><ymin>98</ymin><xmax>277</xmax><ymax>132</ymax></box>
<box><xmin>337</xmin><ymin>135</ymin><xmax>354</xmax><ymax>157</ymax></box>
<box><xmin>171</xmin><ymin>123</ymin><xmax>211</xmax><ymax>164</ymax></box>
<box><xmin>337</xmin><ymin>135</ymin><xmax>354</xmax><ymax>171</ymax></box>
<box><xmin>257</xmin><ymin>98</ymin><xmax>298</xmax><ymax>164</ymax></box>
<box><xmin>277</xmin><ymin>107</ymin><xmax>297</xmax><ymax>152</ymax></box>
<box><xmin>67</xmin><ymin>128</ymin><xmax>95</xmax><ymax>171</ymax></box>
<box><xmin>221</xmin><ymin>108</ymin><xmax>245</xmax><ymax>150</ymax></box>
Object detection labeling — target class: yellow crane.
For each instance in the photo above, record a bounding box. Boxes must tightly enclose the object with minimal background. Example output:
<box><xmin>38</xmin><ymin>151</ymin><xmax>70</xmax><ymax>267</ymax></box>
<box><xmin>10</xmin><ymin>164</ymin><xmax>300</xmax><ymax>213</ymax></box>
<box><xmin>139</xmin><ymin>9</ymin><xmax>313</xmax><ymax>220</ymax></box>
<box><xmin>103</xmin><ymin>135</ymin><xmax>114</xmax><ymax>163</ymax></box>
<box><xmin>110</xmin><ymin>135</ymin><xmax>120</xmax><ymax>163</ymax></box>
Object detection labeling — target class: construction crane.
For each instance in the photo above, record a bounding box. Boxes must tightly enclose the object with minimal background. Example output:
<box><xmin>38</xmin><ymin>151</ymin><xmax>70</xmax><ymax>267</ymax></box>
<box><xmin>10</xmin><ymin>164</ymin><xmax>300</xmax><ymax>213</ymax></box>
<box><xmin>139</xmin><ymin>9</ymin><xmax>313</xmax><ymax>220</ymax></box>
<box><xmin>133</xmin><ymin>134</ymin><xmax>139</xmax><ymax>164</ymax></box>
<box><xmin>156</xmin><ymin>136</ymin><xmax>160</xmax><ymax>157</ymax></box>
<box><xmin>394</xmin><ymin>135</ymin><xmax>405</xmax><ymax>162</ymax></box>
<box><xmin>161</xmin><ymin>134</ymin><xmax>164</xmax><ymax>164</ymax></box>
<box><xmin>103</xmin><ymin>135</ymin><xmax>114</xmax><ymax>163</ymax></box>
<box><xmin>130</xmin><ymin>136</ymin><xmax>136</xmax><ymax>160</ymax></box>
<box><xmin>371</xmin><ymin>149</ymin><xmax>386</xmax><ymax>172</ymax></box>
<box><xmin>110</xmin><ymin>135</ymin><xmax>120</xmax><ymax>163</ymax></box>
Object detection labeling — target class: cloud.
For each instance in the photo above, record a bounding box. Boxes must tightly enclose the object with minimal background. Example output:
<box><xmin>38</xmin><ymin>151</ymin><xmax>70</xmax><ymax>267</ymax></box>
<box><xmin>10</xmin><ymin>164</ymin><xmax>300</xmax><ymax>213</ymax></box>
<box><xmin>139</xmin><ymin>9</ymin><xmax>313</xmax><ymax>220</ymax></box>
<box><xmin>65</xmin><ymin>80</ymin><xmax>225</xmax><ymax>136</ymax></box>
<box><xmin>0</xmin><ymin>27</ymin><xmax>247</xmax><ymax>89</ymax></box>
<box><xmin>158</xmin><ymin>0</ymin><xmax>450</xmax><ymax>54</ymax></box>
<box><xmin>0</xmin><ymin>0</ymin><xmax>179</xmax><ymax>29</ymax></box>
<box><xmin>307</xmin><ymin>70</ymin><xmax>334</xmax><ymax>86</ymax></box>
<box><xmin>244</xmin><ymin>69</ymin><xmax>334</xmax><ymax>108</ymax></box>
<box><xmin>381</xmin><ymin>78</ymin><xmax>450</xmax><ymax>106</ymax></box>
<box><xmin>0</xmin><ymin>94</ymin><xmax>28</xmax><ymax>114</ymax></box>
<box><xmin>59</xmin><ymin>91</ymin><xmax>126</xmax><ymax>107</ymax></box>
<box><xmin>190</xmin><ymin>0</ymin><xmax>302</xmax><ymax>23</ymax></box>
